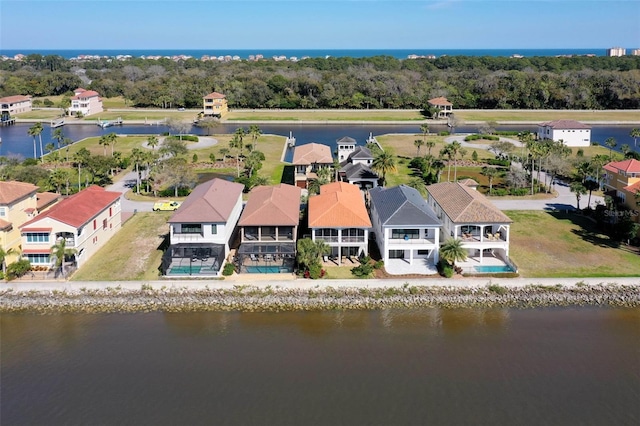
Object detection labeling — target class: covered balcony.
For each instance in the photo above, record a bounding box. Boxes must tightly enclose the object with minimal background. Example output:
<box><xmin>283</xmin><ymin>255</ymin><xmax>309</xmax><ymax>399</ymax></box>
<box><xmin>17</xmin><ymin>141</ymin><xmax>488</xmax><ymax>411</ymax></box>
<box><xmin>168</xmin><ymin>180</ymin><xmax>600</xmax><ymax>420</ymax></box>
<box><xmin>388</xmin><ymin>228</ymin><xmax>437</xmax><ymax>245</ymax></box>
<box><xmin>456</xmin><ymin>225</ymin><xmax>509</xmax><ymax>243</ymax></box>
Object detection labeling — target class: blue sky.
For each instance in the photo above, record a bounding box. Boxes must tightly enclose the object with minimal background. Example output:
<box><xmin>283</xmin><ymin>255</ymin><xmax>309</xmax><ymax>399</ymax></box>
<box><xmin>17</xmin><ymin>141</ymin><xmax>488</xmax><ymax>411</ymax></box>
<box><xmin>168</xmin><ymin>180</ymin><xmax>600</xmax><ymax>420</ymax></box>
<box><xmin>1</xmin><ymin>0</ymin><xmax>639</xmax><ymax>50</ymax></box>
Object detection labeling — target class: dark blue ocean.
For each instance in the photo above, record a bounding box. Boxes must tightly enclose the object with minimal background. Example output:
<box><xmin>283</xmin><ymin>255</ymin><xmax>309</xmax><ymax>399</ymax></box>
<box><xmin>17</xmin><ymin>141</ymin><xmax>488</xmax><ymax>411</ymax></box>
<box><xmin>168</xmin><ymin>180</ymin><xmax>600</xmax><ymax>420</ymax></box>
<box><xmin>0</xmin><ymin>48</ymin><xmax>629</xmax><ymax>60</ymax></box>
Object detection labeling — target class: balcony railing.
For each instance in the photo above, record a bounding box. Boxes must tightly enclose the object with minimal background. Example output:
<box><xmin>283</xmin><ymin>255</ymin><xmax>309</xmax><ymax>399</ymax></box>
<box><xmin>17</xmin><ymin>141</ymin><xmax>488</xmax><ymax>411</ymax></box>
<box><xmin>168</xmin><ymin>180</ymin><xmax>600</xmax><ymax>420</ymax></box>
<box><xmin>459</xmin><ymin>233</ymin><xmax>506</xmax><ymax>243</ymax></box>
<box><xmin>388</xmin><ymin>238</ymin><xmax>436</xmax><ymax>245</ymax></box>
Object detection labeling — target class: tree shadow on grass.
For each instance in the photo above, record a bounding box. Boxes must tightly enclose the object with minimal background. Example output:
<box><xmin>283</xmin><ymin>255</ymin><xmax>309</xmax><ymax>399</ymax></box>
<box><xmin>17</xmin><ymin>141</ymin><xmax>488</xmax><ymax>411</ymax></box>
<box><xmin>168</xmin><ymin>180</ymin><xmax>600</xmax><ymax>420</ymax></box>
<box><xmin>546</xmin><ymin>210</ymin><xmax>623</xmax><ymax>250</ymax></box>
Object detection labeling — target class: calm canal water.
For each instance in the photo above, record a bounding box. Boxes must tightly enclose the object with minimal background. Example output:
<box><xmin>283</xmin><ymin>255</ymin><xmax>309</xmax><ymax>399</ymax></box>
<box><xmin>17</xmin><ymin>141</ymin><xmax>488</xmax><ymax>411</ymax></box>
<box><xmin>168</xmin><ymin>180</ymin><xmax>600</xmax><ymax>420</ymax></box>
<box><xmin>2</xmin><ymin>307</ymin><xmax>639</xmax><ymax>425</ymax></box>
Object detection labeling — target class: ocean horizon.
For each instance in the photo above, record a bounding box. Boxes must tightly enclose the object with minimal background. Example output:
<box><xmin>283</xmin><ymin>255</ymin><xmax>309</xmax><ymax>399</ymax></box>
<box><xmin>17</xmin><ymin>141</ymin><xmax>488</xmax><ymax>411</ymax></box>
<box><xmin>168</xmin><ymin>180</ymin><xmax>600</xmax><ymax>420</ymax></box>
<box><xmin>1</xmin><ymin>48</ymin><xmax>634</xmax><ymax>60</ymax></box>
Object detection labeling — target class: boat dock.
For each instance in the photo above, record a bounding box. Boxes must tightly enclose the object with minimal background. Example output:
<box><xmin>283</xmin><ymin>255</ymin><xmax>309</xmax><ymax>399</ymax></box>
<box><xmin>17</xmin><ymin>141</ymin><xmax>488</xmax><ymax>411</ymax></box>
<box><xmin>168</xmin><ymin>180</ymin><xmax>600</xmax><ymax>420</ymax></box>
<box><xmin>0</xmin><ymin>118</ymin><xmax>16</xmax><ymax>126</ymax></box>
<box><xmin>286</xmin><ymin>131</ymin><xmax>296</xmax><ymax>147</ymax></box>
<box><xmin>97</xmin><ymin>117</ymin><xmax>123</xmax><ymax>128</ymax></box>
<box><xmin>366</xmin><ymin>132</ymin><xmax>382</xmax><ymax>150</ymax></box>
<box><xmin>50</xmin><ymin>118</ymin><xmax>65</xmax><ymax>128</ymax></box>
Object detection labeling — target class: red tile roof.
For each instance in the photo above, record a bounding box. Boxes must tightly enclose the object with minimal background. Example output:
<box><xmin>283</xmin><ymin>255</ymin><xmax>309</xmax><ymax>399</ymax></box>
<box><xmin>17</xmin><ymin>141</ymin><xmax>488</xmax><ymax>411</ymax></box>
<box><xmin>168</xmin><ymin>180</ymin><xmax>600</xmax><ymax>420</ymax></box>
<box><xmin>72</xmin><ymin>90</ymin><xmax>100</xmax><ymax>100</ymax></box>
<box><xmin>239</xmin><ymin>184</ymin><xmax>301</xmax><ymax>226</ymax></box>
<box><xmin>0</xmin><ymin>218</ymin><xmax>12</xmax><ymax>231</ymax></box>
<box><xmin>0</xmin><ymin>181</ymin><xmax>38</xmax><ymax>205</ymax></box>
<box><xmin>428</xmin><ymin>96</ymin><xmax>452</xmax><ymax>106</ymax></box>
<box><xmin>604</xmin><ymin>159</ymin><xmax>640</xmax><ymax>174</ymax></box>
<box><xmin>623</xmin><ymin>181</ymin><xmax>640</xmax><ymax>193</ymax></box>
<box><xmin>538</xmin><ymin>119</ymin><xmax>591</xmax><ymax>129</ymax></box>
<box><xmin>20</xmin><ymin>186</ymin><xmax>121</xmax><ymax>229</ymax></box>
<box><xmin>0</xmin><ymin>95</ymin><xmax>31</xmax><ymax>104</ymax></box>
<box><xmin>292</xmin><ymin>143</ymin><xmax>333</xmax><ymax>165</ymax></box>
<box><xmin>169</xmin><ymin>178</ymin><xmax>243</xmax><ymax>223</ymax></box>
<box><xmin>309</xmin><ymin>182</ymin><xmax>371</xmax><ymax>228</ymax></box>
<box><xmin>203</xmin><ymin>92</ymin><xmax>226</xmax><ymax>99</ymax></box>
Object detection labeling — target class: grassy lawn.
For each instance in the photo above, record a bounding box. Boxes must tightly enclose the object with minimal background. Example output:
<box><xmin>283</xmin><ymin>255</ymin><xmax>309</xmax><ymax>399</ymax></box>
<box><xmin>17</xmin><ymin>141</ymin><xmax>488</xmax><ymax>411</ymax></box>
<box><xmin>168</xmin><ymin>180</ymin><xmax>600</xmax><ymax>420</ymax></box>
<box><xmin>225</xmin><ymin>109</ymin><xmax>425</xmax><ymax>121</ymax></box>
<box><xmin>71</xmin><ymin>212</ymin><xmax>171</xmax><ymax>281</ymax></box>
<box><xmin>323</xmin><ymin>266</ymin><xmax>357</xmax><ymax>279</ymax></box>
<box><xmin>454</xmin><ymin>110</ymin><xmax>640</xmax><ymax>122</ymax></box>
<box><xmin>508</xmin><ymin>210</ymin><xmax>640</xmax><ymax>278</ymax></box>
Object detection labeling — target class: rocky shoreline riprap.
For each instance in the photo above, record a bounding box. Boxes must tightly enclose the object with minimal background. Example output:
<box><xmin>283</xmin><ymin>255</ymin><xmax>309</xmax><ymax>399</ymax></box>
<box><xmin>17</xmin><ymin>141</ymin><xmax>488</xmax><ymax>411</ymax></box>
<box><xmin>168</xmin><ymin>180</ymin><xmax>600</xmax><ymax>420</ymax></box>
<box><xmin>1</xmin><ymin>284</ymin><xmax>639</xmax><ymax>314</ymax></box>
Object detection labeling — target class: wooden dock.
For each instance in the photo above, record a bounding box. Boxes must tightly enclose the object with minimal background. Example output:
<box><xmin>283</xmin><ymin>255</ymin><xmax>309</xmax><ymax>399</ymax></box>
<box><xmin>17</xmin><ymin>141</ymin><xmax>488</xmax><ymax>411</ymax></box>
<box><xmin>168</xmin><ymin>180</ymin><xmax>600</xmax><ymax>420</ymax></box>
<box><xmin>0</xmin><ymin>118</ymin><xmax>16</xmax><ymax>126</ymax></box>
<box><xmin>97</xmin><ymin>117</ymin><xmax>123</xmax><ymax>128</ymax></box>
<box><xmin>50</xmin><ymin>118</ymin><xmax>65</xmax><ymax>128</ymax></box>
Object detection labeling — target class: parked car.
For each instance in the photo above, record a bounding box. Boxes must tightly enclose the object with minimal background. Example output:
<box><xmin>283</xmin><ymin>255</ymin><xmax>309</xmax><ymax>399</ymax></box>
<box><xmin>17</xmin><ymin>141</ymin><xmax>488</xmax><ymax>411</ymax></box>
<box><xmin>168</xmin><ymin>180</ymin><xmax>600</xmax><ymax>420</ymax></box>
<box><xmin>153</xmin><ymin>200</ymin><xmax>181</xmax><ymax>211</ymax></box>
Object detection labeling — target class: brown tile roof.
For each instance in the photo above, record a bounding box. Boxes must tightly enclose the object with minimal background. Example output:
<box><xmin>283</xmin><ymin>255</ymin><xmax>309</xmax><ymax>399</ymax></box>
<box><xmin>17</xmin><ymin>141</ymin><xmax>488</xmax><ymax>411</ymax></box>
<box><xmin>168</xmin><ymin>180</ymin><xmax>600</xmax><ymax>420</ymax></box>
<box><xmin>20</xmin><ymin>186</ymin><xmax>121</xmax><ymax>229</ymax></box>
<box><xmin>203</xmin><ymin>92</ymin><xmax>226</xmax><ymax>99</ymax></box>
<box><xmin>427</xmin><ymin>182</ymin><xmax>512</xmax><ymax>223</ymax></box>
<box><xmin>623</xmin><ymin>180</ymin><xmax>640</xmax><ymax>193</ymax></box>
<box><xmin>604</xmin><ymin>159</ymin><xmax>640</xmax><ymax>174</ymax></box>
<box><xmin>168</xmin><ymin>178</ymin><xmax>244</xmax><ymax>223</ymax></box>
<box><xmin>239</xmin><ymin>184</ymin><xmax>301</xmax><ymax>226</ymax></box>
<box><xmin>36</xmin><ymin>192</ymin><xmax>61</xmax><ymax>211</ymax></box>
<box><xmin>428</xmin><ymin>96</ymin><xmax>452</xmax><ymax>106</ymax></box>
<box><xmin>538</xmin><ymin>119</ymin><xmax>591</xmax><ymax>129</ymax></box>
<box><xmin>0</xmin><ymin>95</ymin><xmax>31</xmax><ymax>104</ymax></box>
<box><xmin>457</xmin><ymin>178</ymin><xmax>479</xmax><ymax>187</ymax></box>
<box><xmin>0</xmin><ymin>218</ymin><xmax>12</xmax><ymax>231</ymax></box>
<box><xmin>309</xmin><ymin>182</ymin><xmax>372</xmax><ymax>228</ymax></box>
<box><xmin>292</xmin><ymin>143</ymin><xmax>333</xmax><ymax>165</ymax></box>
<box><xmin>0</xmin><ymin>181</ymin><xmax>38</xmax><ymax>205</ymax></box>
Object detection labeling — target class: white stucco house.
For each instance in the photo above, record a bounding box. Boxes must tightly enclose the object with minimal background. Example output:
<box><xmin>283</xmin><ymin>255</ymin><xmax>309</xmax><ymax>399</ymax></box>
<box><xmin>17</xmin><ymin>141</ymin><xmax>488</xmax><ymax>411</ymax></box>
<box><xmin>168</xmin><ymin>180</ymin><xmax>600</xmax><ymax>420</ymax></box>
<box><xmin>68</xmin><ymin>88</ymin><xmax>103</xmax><ymax>116</ymax></box>
<box><xmin>537</xmin><ymin>119</ymin><xmax>591</xmax><ymax>147</ymax></box>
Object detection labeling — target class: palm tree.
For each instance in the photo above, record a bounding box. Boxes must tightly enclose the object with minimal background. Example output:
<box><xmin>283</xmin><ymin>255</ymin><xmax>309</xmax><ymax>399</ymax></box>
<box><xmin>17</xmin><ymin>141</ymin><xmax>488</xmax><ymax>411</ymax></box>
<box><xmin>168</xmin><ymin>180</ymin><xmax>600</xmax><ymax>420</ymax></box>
<box><xmin>449</xmin><ymin>141</ymin><xmax>462</xmax><ymax>181</ymax></box>
<box><xmin>27</xmin><ymin>123</ymin><xmax>39</xmax><ymax>158</ymax></box>
<box><xmin>604</xmin><ymin>137</ymin><xmax>617</xmax><ymax>160</ymax></box>
<box><xmin>439</xmin><ymin>238</ymin><xmax>467</xmax><ymax>267</ymax></box>
<box><xmin>52</xmin><ymin>128</ymin><xmax>64</xmax><ymax>149</ymax></box>
<box><xmin>630</xmin><ymin>128</ymin><xmax>640</xmax><ymax>147</ymax></box>
<box><xmin>372</xmin><ymin>151</ymin><xmax>396</xmax><ymax>186</ymax></box>
<box><xmin>234</xmin><ymin>127</ymin><xmax>246</xmax><ymax>157</ymax></box>
<box><xmin>0</xmin><ymin>245</ymin><xmax>15</xmax><ymax>278</ymax></box>
<box><xmin>98</xmin><ymin>134</ymin><xmax>110</xmax><ymax>156</ymax></box>
<box><xmin>584</xmin><ymin>179</ymin><xmax>599</xmax><ymax>210</ymax></box>
<box><xmin>425</xmin><ymin>139</ymin><xmax>436</xmax><ymax>156</ymax></box>
<box><xmin>590</xmin><ymin>154</ymin><xmax>608</xmax><ymax>189</ymax></box>
<box><xmin>570</xmin><ymin>182</ymin><xmax>587</xmax><ymax>211</ymax></box>
<box><xmin>130</xmin><ymin>148</ymin><xmax>145</xmax><ymax>193</ymax></box>
<box><xmin>414</xmin><ymin>139</ymin><xmax>424</xmax><ymax>156</ymax></box>
<box><xmin>480</xmin><ymin>166</ymin><xmax>499</xmax><ymax>195</ymax></box>
<box><xmin>106</xmin><ymin>132</ymin><xmax>118</xmax><ymax>156</ymax></box>
<box><xmin>219</xmin><ymin>147</ymin><xmax>229</xmax><ymax>163</ymax></box>
<box><xmin>440</xmin><ymin>145</ymin><xmax>453</xmax><ymax>182</ymax></box>
<box><xmin>621</xmin><ymin>144</ymin><xmax>631</xmax><ymax>157</ymax></box>
<box><xmin>50</xmin><ymin>237</ymin><xmax>77</xmax><ymax>278</ymax></box>
<box><xmin>407</xmin><ymin>177</ymin><xmax>427</xmax><ymax>196</ymax></box>
<box><xmin>249</xmin><ymin>124</ymin><xmax>262</xmax><ymax>150</ymax></box>
<box><xmin>147</xmin><ymin>135</ymin><xmax>159</xmax><ymax>150</ymax></box>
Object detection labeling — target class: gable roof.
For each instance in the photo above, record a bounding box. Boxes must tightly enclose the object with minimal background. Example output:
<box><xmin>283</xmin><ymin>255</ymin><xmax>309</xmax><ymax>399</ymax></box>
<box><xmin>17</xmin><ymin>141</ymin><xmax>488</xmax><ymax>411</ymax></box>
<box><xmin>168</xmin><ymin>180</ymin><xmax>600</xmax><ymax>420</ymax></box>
<box><xmin>309</xmin><ymin>182</ymin><xmax>371</xmax><ymax>228</ymax></box>
<box><xmin>604</xmin><ymin>159</ymin><xmax>640</xmax><ymax>174</ymax></box>
<box><xmin>427</xmin><ymin>182</ymin><xmax>512</xmax><ymax>223</ymax></box>
<box><xmin>238</xmin><ymin>184</ymin><xmax>301</xmax><ymax>226</ymax></box>
<box><xmin>428</xmin><ymin>96</ymin><xmax>452</xmax><ymax>106</ymax></box>
<box><xmin>369</xmin><ymin>185</ymin><xmax>440</xmax><ymax>227</ymax></box>
<box><xmin>168</xmin><ymin>178</ymin><xmax>243</xmax><ymax>223</ymax></box>
<box><xmin>538</xmin><ymin>119</ymin><xmax>591</xmax><ymax>129</ymax></box>
<box><xmin>36</xmin><ymin>192</ymin><xmax>61</xmax><ymax>211</ymax></box>
<box><xmin>0</xmin><ymin>95</ymin><xmax>31</xmax><ymax>104</ymax></box>
<box><xmin>72</xmin><ymin>90</ymin><xmax>100</xmax><ymax>100</ymax></box>
<box><xmin>20</xmin><ymin>186</ymin><xmax>121</xmax><ymax>229</ymax></box>
<box><xmin>458</xmin><ymin>178</ymin><xmax>479</xmax><ymax>187</ymax></box>
<box><xmin>337</xmin><ymin>136</ymin><xmax>356</xmax><ymax>144</ymax></box>
<box><xmin>203</xmin><ymin>92</ymin><xmax>226</xmax><ymax>99</ymax></box>
<box><xmin>292</xmin><ymin>143</ymin><xmax>333</xmax><ymax>165</ymax></box>
<box><xmin>624</xmin><ymin>180</ymin><xmax>640</xmax><ymax>193</ymax></box>
<box><xmin>0</xmin><ymin>181</ymin><xmax>38</xmax><ymax>205</ymax></box>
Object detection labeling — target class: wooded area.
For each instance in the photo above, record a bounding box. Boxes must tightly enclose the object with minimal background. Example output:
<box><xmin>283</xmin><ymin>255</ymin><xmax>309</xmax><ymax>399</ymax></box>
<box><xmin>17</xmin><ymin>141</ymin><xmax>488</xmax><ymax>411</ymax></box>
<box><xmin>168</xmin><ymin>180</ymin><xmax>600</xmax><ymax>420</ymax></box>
<box><xmin>1</xmin><ymin>54</ymin><xmax>639</xmax><ymax>110</ymax></box>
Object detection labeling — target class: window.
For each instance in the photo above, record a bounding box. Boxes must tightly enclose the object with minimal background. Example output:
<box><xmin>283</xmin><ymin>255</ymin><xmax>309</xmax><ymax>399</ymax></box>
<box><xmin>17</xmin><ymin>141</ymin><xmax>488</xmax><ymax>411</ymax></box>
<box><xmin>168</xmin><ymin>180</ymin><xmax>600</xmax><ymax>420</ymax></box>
<box><xmin>103</xmin><ymin>219</ymin><xmax>107</xmax><ymax>230</ymax></box>
<box><xmin>417</xmin><ymin>249</ymin><xmax>430</xmax><ymax>256</ymax></box>
<box><xmin>26</xmin><ymin>233</ymin><xmax>49</xmax><ymax>243</ymax></box>
<box><xmin>27</xmin><ymin>254</ymin><xmax>50</xmax><ymax>264</ymax></box>
<box><xmin>180</xmin><ymin>224</ymin><xmax>202</xmax><ymax>234</ymax></box>
<box><xmin>389</xmin><ymin>250</ymin><xmax>405</xmax><ymax>259</ymax></box>
<box><xmin>93</xmin><ymin>219</ymin><xmax>97</xmax><ymax>230</ymax></box>
<box><xmin>0</xmin><ymin>208</ymin><xmax>5</xmax><ymax>217</ymax></box>
<box><xmin>391</xmin><ymin>229</ymin><xmax>419</xmax><ymax>239</ymax></box>
<box><xmin>211</xmin><ymin>224</ymin><xmax>218</xmax><ymax>235</ymax></box>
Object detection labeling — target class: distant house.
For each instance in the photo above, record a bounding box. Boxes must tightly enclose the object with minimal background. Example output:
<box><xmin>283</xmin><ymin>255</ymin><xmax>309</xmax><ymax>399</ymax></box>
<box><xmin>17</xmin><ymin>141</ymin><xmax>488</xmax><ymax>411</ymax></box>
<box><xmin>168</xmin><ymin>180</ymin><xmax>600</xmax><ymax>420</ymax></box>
<box><xmin>68</xmin><ymin>88</ymin><xmax>103</xmax><ymax>116</ymax></box>
<box><xmin>603</xmin><ymin>159</ymin><xmax>640</xmax><ymax>222</ymax></box>
<box><xmin>236</xmin><ymin>184</ymin><xmax>301</xmax><ymax>273</ymax></box>
<box><xmin>427</xmin><ymin>182</ymin><xmax>513</xmax><ymax>270</ymax></box>
<box><xmin>19</xmin><ymin>186</ymin><xmax>121</xmax><ymax>273</ymax></box>
<box><xmin>427</xmin><ymin>96</ymin><xmax>453</xmax><ymax>118</ymax></box>
<box><xmin>291</xmin><ymin>143</ymin><xmax>333</xmax><ymax>188</ymax></box>
<box><xmin>0</xmin><ymin>181</ymin><xmax>59</xmax><ymax>266</ymax></box>
<box><xmin>0</xmin><ymin>95</ymin><xmax>32</xmax><ymax>119</ymax></box>
<box><xmin>202</xmin><ymin>91</ymin><xmax>228</xmax><ymax>117</ymax></box>
<box><xmin>163</xmin><ymin>178</ymin><xmax>244</xmax><ymax>277</ymax></box>
<box><xmin>369</xmin><ymin>185</ymin><xmax>441</xmax><ymax>275</ymax></box>
<box><xmin>337</xmin><ymin>137</ymin><xmax>379</xmax><ymax>189</ymax></box>
<box><xmin>309</xmin><ymin>182</ymin><xmax>372</xmax><ymax>264</ymax></box>
<box><xmin>537</xmin><ymin>119</ymin><xmax>591</xmax><ymax>147</ymax></box>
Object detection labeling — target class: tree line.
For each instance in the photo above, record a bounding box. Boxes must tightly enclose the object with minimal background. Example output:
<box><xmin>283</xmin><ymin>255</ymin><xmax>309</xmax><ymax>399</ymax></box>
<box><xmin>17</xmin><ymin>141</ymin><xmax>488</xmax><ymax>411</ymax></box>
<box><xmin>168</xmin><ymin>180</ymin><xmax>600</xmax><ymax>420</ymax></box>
<box><xmin>1</xmin><ymin>54</ymin><xmax>639</xmax><ymax>110</ymax></box>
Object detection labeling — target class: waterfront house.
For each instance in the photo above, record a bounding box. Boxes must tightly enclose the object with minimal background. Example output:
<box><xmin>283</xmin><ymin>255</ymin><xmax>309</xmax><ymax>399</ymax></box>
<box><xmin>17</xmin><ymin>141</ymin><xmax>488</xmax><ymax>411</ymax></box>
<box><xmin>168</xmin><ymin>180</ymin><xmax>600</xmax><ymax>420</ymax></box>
<box><xmin>202</xmin><ymin>91</ymin><xmax>228</xmax><ymax>117</ymax></box>
<box><xmin>291</xmin><ymin>143</ymin><xmax>333</xmax><ymax>189</ymax></box>
<box><xmin>427</xmin><ymin>182</ymin><xmax>513</xmax><ymax>271</ymax></box>
<box><xmin>236</xmin><ymin>184</ymin><xmax>301</xmax><ymax>273</ymax></box>
<box><xmin>68</xmin><ymin>88</ymin><xmax>103</xmax><ymax>117</ymax></box>
<box><xmin>0</xmin><ymin>95</ymin><xmax>32</xmax><ymax>119</ymax></box>
<box><xmin>536</xmin><ymin>119</ymin><xmax>591</xmax><ymax>147</ymax></box>
<box><xmin>309</xmin><ymin>182</ymin><xmax>372</xmax><ymax>264</ymax></box>
<box><xmin>163</xmin><ymin>178</ymin><xmax>244</xmax><ymax>277</ymax></box>
<box><xmin>19</xmin><ymin>186</ymin><xmax>121</xmax><ymax>274</ymax></box>
<box><xmin>603</xmin><ymin>159</ymin><xmax>640</xmax><ymax>223</ymax></box>
<box><xmin>369</xmin><ymin>185</ymin><xmax>441</xmax><ymax>275</ymax></box>
<box><xmin>0</xmin><ymin>181</ymin><xmax>59</xmax><ymax>266</ymax></box>
<box><xmin>337</xmin><ymin>137</ymin><xmax>379</xmax><ymax>189</ymax></box>
<box><xmin>427</xmin><ymin>97</ymin><xmax>453</xmax><ymax>118</ymax></box>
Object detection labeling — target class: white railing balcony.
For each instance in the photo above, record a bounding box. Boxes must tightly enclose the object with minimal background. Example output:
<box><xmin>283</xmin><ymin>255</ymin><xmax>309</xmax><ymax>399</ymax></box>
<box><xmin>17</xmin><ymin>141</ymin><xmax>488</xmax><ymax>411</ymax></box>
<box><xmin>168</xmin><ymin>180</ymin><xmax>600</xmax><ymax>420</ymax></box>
<box><xmin>316</xmin><ymin>236</ymin><xmax>339</xmax><ymax>243</ymax></box>
<box><xmin>389</xmin><ymin>238</ymin><xmax>436</xmax><ymax>245</ymax></box>
<box><xmin>341</xmin><ymin>236</ymin><xmax>365</xmax><ymax>243</ymax></box>
<box><xmin>172</xmin><ymin>233</ymin><xmax>205</xmax><ymax>243</ymax></box>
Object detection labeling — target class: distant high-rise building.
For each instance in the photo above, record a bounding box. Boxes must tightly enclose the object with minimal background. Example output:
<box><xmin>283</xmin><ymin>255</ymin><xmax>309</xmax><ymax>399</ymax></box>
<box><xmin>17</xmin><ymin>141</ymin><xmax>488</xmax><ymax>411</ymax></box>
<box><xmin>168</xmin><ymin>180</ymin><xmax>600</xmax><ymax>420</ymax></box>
<box><xmin>631</xmin><ymin>49</ymin><xmax>640</xmax><ymax>56</ymax></box>
<box><xmin>607</xmin><ymin>47</ymin><xmax>626</xmax><ymax>56</ymax></box>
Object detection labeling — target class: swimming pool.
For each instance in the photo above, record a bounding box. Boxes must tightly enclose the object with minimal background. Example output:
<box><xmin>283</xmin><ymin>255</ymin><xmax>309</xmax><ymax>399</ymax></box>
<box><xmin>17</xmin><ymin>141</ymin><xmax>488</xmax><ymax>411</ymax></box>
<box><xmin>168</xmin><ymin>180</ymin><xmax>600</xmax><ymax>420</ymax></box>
<box><xmin>473</xmin><ymin>265</ymin><xmax>515</xmax><ymax>273</ymax></box>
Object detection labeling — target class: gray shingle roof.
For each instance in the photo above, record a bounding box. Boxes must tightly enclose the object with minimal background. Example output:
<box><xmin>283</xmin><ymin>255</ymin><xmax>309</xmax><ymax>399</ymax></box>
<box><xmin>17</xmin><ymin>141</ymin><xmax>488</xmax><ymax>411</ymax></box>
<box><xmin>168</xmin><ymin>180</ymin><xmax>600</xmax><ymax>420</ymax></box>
<box><xmin>337</xmin><ymin>136</ymin><xmax>356</xmax><ymax>144</ymax></box>
<box><xmin>369</xmin><ymin>185</ymin><xmax>441</xmax><ymax>226</ymax></box>
<box><xmin>340</xmin><ymin>163</ymin><xmax>378</xmax><ymax>180</ymax></box>
<box><xmin>349</xmin><ymin>146</ymin><xmax>373</xmax><ymax>160</ymax></box>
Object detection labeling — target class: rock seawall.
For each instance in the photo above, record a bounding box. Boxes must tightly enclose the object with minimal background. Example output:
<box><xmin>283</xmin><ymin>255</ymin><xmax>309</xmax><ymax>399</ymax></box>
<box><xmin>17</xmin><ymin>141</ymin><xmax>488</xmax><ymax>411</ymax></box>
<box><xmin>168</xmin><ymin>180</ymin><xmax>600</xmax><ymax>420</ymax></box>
<box><xmin>2</xmin><ymin>284</ymin><xmax>639</xmax><ymax>314</ymax></box>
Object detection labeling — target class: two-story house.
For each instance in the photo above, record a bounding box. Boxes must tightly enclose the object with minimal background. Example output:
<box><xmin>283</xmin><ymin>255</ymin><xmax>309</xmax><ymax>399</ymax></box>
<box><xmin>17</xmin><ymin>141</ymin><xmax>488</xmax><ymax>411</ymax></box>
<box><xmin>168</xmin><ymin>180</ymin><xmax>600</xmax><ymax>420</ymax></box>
<box><xmin>309</xmin><ymin>182</ymin><xmax>372</xmax><ymax>264</ymax></box>
<box><xmin>603</xmin><ymin>158</ymin><xmax>640</xmax><ymax>221</ymax></box>
<box><xmin>68</xmin><ymin>88</ymin><xmax>103</xmax><ymax>116</ymax></box>
<box><xmin>0</xmin><ymin>95</ymin><xmax>32</xmax><ymax>120</ymax></box>
<box><xmin>19</xmin><ymin>186</ymin><xmax>121</xmax><ymax>273</ymax></box>
<box><xmin>427</xmin><ymin>182</ymin><xmax>513</xmax><ymax>271</ymax></box>
<box><xmin>536</xmin><ymin>119</ymin><xmax>591</xmax><ymax>147</ymax></box>
<box><xmin>427</xmin><ymin>97</ymin><xmax>453</xmax><ymax>118</ymax></box>
<box><xmin>163</xmin><ymin>178</ymin><xmax>244</xmax><ymax>276</ymax></box>
<box><xmin>291</xmin><ymin>143</ymin><xmax>333</xmax><ymax>188</ymax></box>
<box><xmin>236</xmin><ymin>184</ymin><xmax>301</xmax><ymax>273</ymax></box>
<box><xmin>369</xmin><ymin>185</ymin><xmax>441</xmax><ymax>275</ymax></box>
<box><xmin>202</xmin><ymin>92</ymin><xmax>228</xmax><ymax>117</ymax></box>
<box><xmin>337</xmin><ymin>137</ymin><xmax>379</xmax><ymax>189</ymax></box>
<box><xmin>0</xmin><ymin>181</ymin><xmax>59</xmax><ymax>267</ymax></box>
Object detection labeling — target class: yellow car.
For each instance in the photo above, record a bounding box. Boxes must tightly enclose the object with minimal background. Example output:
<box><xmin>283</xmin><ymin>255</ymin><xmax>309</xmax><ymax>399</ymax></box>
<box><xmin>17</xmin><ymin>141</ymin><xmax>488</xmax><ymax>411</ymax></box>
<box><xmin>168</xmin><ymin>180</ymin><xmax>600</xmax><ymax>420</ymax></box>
<box><xmin>153</xmin><ymin>200</ymin><xmax>182</xmax><ymax>211</ymax></box>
